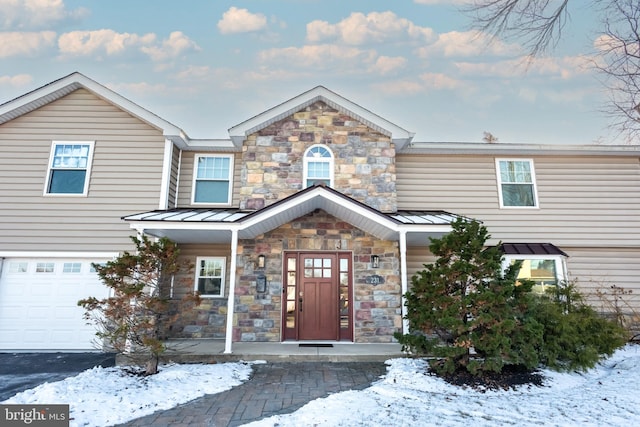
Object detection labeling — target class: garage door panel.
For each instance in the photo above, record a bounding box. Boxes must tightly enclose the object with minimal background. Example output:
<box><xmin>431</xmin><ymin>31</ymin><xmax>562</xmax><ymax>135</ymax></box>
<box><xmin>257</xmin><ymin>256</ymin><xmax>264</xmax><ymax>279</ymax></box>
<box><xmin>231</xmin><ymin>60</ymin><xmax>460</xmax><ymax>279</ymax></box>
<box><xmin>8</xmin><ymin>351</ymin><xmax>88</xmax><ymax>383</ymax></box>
<box><xmin>0</xmin><ymin>258</ymin><xmax>110</xmax><ymax>350</ymax></box>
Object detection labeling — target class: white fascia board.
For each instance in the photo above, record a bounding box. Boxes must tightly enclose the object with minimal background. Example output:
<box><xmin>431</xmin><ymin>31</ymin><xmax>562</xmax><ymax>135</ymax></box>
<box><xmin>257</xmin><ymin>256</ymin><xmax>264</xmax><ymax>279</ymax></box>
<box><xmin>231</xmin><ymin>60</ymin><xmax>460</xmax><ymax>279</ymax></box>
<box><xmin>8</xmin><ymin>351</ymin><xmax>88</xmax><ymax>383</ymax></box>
<box><xmin>404</xmin><ymin>142</ymin><xmax>640</xmax><ymax>156</ymax></box>
<box><xmin>0</xmin><ymin>72</ymin><xmax>189</xmax><ymax>146</ymax></box>
<box><xmin>228</xmin><ymin>86</ymin><xmax>414</xmax><ymax>149</ymax></box>
<box><xmin>127</xmin><ymin>221</ymin><xmax>241</xmax><ymax>232</ymax></box>
<box><xmin>0</xmin><ymin>251</ymin><xmax>120</xmax><ymax>258</ymax></box>
<box><xmin>237</xmin><ymin>187</ymin><xmax>399</xmax><ymax>232</ymax></box>
<box><xmin>182</xmin><ymin>139</ymin><xmax>239</xmax><ymax>151</ymax></box>
<box><xmin>399</xmin><ymin>223</ymin><xmax>454</xmax><ymax>234</ymax></box>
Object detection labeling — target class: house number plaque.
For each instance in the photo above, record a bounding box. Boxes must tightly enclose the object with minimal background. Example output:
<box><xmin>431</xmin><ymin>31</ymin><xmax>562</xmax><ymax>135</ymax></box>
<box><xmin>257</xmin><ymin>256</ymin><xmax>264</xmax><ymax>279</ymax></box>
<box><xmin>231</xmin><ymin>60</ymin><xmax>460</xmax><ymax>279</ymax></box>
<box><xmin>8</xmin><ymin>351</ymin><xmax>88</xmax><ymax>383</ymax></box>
<box><xmin>365</xmin><ymin>275</ymin><xmax>385</xmax><ymax>285</ymax></box>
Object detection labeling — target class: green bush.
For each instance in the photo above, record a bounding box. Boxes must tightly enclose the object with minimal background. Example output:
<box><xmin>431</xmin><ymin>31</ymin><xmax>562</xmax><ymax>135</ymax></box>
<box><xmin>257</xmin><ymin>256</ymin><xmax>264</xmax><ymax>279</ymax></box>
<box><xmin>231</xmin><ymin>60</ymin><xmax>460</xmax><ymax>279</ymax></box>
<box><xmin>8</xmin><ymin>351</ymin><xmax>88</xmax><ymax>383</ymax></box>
<box><xmin>396</xmin><ymin>218</ymin><xmax>627</xmax><ymax>376</ymax></box>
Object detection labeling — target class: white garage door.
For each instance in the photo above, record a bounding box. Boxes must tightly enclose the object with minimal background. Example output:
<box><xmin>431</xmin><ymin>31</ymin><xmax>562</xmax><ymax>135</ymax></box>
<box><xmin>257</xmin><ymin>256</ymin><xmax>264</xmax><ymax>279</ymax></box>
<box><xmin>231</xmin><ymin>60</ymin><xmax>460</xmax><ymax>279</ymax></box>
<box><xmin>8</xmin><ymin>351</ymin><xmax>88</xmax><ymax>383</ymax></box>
<box><xmin>0</xmin><ymin>258</ymin><xmax>111</xmax><ymax>351</ymax></box>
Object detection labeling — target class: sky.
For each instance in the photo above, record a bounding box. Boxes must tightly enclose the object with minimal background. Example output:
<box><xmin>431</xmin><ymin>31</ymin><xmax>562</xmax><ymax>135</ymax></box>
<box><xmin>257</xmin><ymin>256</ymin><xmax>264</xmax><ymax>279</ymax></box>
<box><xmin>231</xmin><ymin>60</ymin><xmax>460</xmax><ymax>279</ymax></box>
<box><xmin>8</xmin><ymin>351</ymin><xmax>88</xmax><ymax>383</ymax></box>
<box><xmin>0</xmin><ymin>0</ymin><xmax>615</xmax><ymax>144</ymax></box>
<box><xmin>4</xmin><ymin>345</ymin><xmax>640</xmax><ymax>426</ymax></box>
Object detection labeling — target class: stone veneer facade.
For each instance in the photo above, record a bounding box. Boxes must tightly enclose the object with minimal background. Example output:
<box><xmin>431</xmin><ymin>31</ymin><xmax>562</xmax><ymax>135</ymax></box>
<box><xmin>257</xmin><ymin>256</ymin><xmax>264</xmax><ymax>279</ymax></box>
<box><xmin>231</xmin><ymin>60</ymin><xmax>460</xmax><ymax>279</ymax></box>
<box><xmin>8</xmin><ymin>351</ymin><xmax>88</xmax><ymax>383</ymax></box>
<box><xmin>173</xmin><ymin>102</ymin><xmax>404</xmax><ymax>343</ymax></box>
<box><xmin>235</xmin><ymin>210</ymin><xmax>402</xmax><ymax>343</ymax></box>
<box><xmin>239</xmin><ymin>101</ymin><xmax>397</xmax><ymax>212</ymax></box>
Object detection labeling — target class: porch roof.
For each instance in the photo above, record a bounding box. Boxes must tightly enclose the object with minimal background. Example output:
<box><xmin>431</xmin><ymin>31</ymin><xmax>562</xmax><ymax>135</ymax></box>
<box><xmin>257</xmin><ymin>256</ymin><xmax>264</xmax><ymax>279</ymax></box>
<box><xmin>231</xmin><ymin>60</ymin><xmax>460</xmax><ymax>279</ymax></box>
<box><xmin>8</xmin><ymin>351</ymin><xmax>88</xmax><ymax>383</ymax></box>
<box><xmin>123</xmin><ymin>185</ymin><xmax>463</xmax><ymax>245</ymax></box>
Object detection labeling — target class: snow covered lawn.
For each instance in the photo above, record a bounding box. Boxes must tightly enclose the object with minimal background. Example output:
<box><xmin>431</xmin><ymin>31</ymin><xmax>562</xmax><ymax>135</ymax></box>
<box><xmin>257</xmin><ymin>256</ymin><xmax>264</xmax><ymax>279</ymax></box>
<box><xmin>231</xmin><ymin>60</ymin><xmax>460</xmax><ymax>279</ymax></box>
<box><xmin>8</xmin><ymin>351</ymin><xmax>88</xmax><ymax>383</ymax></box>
<box><xmin>3</xmin><ymin>345</ymin><xmax>640</xmax><ymax>426</ymax></box>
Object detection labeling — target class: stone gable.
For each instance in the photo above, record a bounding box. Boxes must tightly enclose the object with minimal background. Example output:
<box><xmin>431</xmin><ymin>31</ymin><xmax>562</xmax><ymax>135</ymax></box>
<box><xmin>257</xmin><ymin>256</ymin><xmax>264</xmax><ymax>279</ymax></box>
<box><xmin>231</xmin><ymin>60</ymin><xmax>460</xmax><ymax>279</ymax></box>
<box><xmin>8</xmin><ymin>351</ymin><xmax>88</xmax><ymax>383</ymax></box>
<box><xmin>240</xmin><ymin>101</ymin><xmax>397</xmax><ymax>213</ymax></box>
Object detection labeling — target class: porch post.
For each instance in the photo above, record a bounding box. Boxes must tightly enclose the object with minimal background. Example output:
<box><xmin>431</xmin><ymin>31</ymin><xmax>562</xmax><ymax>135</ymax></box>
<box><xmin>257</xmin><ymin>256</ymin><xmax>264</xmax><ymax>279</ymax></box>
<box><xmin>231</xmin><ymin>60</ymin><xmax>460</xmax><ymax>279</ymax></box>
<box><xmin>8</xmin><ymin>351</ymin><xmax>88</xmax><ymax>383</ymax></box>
<box><xmin>224</xmin><ymin>229</ymin><xmax>239</xmax><ymax>354</ymax></box>
<box><xmin>399</xmin><ymin>230</ymin><xmax>409</xmax><ymax>335</ymax></box>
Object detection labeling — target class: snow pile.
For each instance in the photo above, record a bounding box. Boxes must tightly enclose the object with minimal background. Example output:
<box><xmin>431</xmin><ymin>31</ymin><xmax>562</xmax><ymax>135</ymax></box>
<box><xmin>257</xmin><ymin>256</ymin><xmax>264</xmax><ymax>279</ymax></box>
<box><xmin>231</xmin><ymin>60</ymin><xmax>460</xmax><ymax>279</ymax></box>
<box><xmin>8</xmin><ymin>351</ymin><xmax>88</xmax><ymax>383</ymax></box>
<box><xmin>247</xmin><ymin>345</ymin><xmax>640</xmax><ymax>426</ymax></box>
<box><xmin>3</xmin><ymin>362</ymin><xmax>253</xmax><ymax>426</ymax></box>
<box><xmin>3</xmin><ymin>346</ymin><xmax>640</xmax><ymax>426</ymax></box>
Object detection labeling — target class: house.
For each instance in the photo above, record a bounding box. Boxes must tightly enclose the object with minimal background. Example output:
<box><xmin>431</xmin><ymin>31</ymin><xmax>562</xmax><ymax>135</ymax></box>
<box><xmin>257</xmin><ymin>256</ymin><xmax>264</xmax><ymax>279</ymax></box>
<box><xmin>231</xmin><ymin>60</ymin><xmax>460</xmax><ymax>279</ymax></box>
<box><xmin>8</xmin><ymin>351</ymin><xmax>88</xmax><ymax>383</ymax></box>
<box><xmin>0</xmin><ymin>72</ymin><xmax>638</xmax><ymax>352</ymax></box>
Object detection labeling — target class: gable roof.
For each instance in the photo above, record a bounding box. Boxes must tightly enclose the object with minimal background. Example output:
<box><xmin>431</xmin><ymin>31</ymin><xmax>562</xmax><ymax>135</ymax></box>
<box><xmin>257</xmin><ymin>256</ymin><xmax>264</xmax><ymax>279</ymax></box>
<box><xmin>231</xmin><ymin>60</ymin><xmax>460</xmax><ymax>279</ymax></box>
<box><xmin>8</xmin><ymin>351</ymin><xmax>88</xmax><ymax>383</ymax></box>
<box><xmin>0</xmin><ymin>72</ymin><xmax>199</xmax><ymax>148</ymax></box>
<box><xmin>228</xmin><ymin>86</ymin><xmax>415</xmax><ymax>151</ymax></box>
<box><xmin>124</xmin><ymin>185</ymin><xmax>458</xmax><ymax>244</ymax></box>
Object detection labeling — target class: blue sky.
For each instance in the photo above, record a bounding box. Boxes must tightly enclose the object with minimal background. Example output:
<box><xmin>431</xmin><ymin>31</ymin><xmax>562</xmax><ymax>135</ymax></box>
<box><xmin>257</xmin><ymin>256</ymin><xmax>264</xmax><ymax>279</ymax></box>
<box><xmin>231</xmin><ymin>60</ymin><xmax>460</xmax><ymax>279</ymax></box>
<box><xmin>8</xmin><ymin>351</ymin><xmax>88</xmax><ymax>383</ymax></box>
<box><xmin>0</xmin><ymin>0</ymin><xmax>611</xmax><ymax>144</ymax></box>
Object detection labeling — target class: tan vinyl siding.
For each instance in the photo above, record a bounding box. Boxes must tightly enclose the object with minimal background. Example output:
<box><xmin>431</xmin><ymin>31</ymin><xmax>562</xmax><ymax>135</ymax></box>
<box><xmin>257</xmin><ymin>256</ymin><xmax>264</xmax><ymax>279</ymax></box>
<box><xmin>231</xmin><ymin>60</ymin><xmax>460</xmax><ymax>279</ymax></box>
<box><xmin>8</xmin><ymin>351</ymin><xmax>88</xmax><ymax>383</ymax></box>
<box><xmin>566</xmin><ymin>247</ymin><xmax>640</xmax><ymax>311</ymax></box>
<box><xmin>0</xmin><ymin>89</ymin><xmax>166</xmax><ymax>252</ymax></box>
<box><xmin>177</xmin><ymin>151</ymin><xmax>242</xmax><ymax>208</ymax></box>
<box><xmin>397</xmin><ymin>154</ymin><xmax>640</xmax><ymax>247</ymax></box>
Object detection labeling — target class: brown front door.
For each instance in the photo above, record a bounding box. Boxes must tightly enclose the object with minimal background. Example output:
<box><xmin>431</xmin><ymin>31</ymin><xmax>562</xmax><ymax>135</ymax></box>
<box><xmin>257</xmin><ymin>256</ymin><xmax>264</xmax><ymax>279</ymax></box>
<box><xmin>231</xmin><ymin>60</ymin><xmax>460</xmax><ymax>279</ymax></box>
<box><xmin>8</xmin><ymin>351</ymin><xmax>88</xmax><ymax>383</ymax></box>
<box><xmin>283</xmin><ymin>252</ymin><xmax>352</xmax><ymax>341</ymax></box>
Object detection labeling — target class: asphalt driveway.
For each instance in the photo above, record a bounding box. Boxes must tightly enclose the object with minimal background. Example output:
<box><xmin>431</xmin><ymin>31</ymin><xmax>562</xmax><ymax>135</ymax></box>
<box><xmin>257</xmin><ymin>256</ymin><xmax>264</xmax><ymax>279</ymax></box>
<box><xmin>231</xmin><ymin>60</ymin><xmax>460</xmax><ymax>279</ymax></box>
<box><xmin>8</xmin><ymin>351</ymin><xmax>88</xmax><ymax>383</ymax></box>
<box><xmin>0</xmin><ymin>352</ymin><xmax>115</xmax><ymax>401</ymax></box>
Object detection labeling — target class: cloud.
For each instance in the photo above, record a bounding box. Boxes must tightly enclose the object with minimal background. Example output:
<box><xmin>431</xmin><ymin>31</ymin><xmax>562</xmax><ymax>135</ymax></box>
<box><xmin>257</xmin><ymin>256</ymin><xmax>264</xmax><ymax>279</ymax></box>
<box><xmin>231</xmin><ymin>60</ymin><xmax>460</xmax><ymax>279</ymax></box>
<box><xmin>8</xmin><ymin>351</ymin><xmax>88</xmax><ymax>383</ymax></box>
<box><xmin>58</xmin><ymin>29</ymin><xmax>198</xmax><ymax>62</ymax></box>
<box><xmin>258</xmin><ymin>44</ymin><xmax>377</xmax><ymax>71</ymax></box>
<box><xmin>0</xmin><ymin>31</ymin><xmax>56</xmax><ymax>57</ymax></box>
<box><xmin>218</xmin><ymin>7</ymin><xmax>267</xmax><ymax>34</ymax></box>
<box><xmin>371</xmin><ymin>80</ymin><xmax>425</xmax><ymax>96</ymax></box>
<box><xmin>0</xmin><ymin>73</ymin><xmax>33</xmax><ymax>87</ymax></box>
<box><xmin>58</xmin><ymin>29</ymin><xmax>155</xmax><ymax>57</ymax></box>
<box><xmin>307</xmin><ymin>11</ymin><xmax>434</xmax><ymax>45</ymax></box>
<box><xmin>417</xmin><ymin>31</ymin><xmax>521</xmax><ymax>58</ymax></box>
<box><xmin>140</xmin><ymin>31</ymin><xmax>200</xmax><ymax>62</ymax></box>
<box><xmin>369</xmin><ymin>56</ymin><xmax>407</xmax><ymax>75</ymax></box>
<box><xmin>0</xmin><ymin>0</ymin><xmax>88</xmax><ymax>30</ymax></box>
<box><xmin>419</xmin><ymin>72</ymin><xmax>462</xmax><ymax>90</ymax></box>
<box><xmin>455</xmin><ymin>55</ymin><xmax>592</xmax><ymax>79</ymax></box>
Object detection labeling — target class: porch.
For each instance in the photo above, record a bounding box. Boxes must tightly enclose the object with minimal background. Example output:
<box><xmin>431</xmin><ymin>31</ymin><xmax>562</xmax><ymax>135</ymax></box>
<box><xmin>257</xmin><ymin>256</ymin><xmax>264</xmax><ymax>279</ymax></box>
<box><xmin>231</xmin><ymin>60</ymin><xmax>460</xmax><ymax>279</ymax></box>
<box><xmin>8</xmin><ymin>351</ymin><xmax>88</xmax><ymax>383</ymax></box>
<box><xmin>117</xmin><ymin>340</ymin><xmax>406</xmax><ymax>365</ymax></box>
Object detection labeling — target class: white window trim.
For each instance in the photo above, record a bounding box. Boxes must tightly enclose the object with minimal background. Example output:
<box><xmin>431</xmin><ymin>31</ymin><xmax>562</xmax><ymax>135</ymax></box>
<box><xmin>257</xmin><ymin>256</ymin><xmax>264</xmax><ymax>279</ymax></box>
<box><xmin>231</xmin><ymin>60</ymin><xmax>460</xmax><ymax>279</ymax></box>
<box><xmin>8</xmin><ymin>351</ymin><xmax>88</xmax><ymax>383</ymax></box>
<box><xmin>502</xmin><ymin>255</ymin><xmax>568</xmax><ymax>287</ymax></box>
<box><xmin>195</xmin><ymin>256</ymin><xmax>226</xmax><ymax>298</ymax></box>
<box><xmin>495</xmin><ymin>158</ymin><xmax>539</xmax><ymax>209</ymax></box>
<box><xmin>191</xmin><ymin>153</ymin><xmax>234</xmax><ymax>206</ymax></box>
<box><xmin>303</xmin><ymin>144</ymin><xmax>334</xmax><ymax>188</ymax></box>
<box><xmin>44</xmin><ymin>141</ymin><xmax>95</xmax><ymax>197</ymax></box>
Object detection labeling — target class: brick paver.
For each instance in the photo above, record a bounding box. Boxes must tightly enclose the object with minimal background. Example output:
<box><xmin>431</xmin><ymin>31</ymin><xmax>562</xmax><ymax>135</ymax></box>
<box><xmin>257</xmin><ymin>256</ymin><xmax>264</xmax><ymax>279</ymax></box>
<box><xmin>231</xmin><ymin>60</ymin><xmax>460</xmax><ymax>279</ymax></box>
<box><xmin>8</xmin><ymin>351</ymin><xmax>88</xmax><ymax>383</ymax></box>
<box><xmin>117</xmin><ymin>362</ymin><xmax>386</xmax><ymax>427</ymax></box>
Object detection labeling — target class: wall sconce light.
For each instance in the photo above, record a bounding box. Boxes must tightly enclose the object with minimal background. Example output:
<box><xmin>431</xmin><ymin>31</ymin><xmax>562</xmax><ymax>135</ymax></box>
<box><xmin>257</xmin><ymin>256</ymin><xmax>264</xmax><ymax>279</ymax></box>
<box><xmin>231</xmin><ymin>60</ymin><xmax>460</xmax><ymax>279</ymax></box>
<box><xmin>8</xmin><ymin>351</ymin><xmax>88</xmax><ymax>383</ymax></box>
<box><xmin>257</xmin><ymin>254</ymin><xmax>266</xmax><ymax>269</ymax></box>
<box><xmin>371</xmin><ymin>255</ymin><xmax>379</xmax><ymax>268</ymax></box>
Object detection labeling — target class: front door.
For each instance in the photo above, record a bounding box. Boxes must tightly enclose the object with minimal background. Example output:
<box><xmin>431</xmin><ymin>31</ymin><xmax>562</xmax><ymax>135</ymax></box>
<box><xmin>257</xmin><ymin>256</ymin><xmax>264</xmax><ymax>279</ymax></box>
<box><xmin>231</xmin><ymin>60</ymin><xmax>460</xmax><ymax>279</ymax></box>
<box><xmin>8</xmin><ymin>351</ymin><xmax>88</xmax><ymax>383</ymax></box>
<box><xmin>282</xmin><ymin>252</ymin><xmax>352</xmax><ymax>341</ymax></box>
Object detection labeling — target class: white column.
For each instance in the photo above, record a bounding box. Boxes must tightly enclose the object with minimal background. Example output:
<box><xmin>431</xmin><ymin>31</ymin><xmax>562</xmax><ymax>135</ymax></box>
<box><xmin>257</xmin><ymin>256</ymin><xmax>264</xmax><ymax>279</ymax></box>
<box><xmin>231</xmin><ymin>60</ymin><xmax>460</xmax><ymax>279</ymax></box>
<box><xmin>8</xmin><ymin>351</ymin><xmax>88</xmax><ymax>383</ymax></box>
<box><xmin>399</xmin><ymin>230</ymin><xmax>409</xmax><ymax>335</ymax></box>
<box><xmin>158</xmin><ymin>138</ymin><xmax>173</xmax><ymax>209</ymax></box>
<box><xmin>224</xmin><ymin>229</ymin><xmax>239</xmax><ymax>354</ymax></box>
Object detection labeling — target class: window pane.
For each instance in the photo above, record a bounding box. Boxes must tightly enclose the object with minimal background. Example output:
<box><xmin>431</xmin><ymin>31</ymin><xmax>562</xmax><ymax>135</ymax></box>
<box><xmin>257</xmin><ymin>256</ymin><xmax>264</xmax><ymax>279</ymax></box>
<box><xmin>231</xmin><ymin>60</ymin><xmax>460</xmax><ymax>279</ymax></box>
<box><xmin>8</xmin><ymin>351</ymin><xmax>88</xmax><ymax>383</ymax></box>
<box><xmin>198</xmin><ymin>277</ymin><xmax>221</xmax><ymax>295</ymax></box>
<box><xmin>502</xmin><ymin>184</ymin><xmax>535</xmax><ymax>207</ymax></box>
<box><xmin>514</xmin><ymin>259</ymin><xmax>558</xmax><ymax>294</ymax></box>
<box><xmin>9</xmin><ymin>262</ymin><xmax>28</xmax><ymax>273</ymax></box>
<box><xmin>197</xmin><ymin>157</ymin><xmax>230</xmax><ymax>179</ymax></box>
<box><xmin>36</xmin><ymin>262</ymin><xmax>54</xmax><ymax>273</ymax></box>
<box><xmin>500</xmin><ymin>161</ymin><xmax>532</xmax><ymax>183</ymax></box>
<box><xmin>63</xmin><ymin>262</ymin><xmax>82</xmax><ymax>273</ymax></box>
<box><xmin>49</xmin><ymin>170</ymin><xmax>86</xmax><ymax>194</ymax></box>
<box><xmin>308</xmin><ymin>162</ymin><xmax>330</xmax><ymax>178</ymax></box>
<box><xmin>194</xmin><ymin>180</ymin><xmax>229</xmax><ymax>203</ymax></box>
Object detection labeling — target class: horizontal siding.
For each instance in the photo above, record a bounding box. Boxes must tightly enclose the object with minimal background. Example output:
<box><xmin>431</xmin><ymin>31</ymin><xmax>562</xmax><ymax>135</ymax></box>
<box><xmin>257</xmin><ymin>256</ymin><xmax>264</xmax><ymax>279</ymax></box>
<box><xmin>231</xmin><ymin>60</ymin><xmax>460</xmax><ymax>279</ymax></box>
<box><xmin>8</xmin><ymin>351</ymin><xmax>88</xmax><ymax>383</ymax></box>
<box><xmin>176</xmin><ymin>151</ymin><xmax>242</xmax><ymax>208</ymax></box>
<box><xmin>397</xmin><ymin>154</ymin><xmax>640</xmax><ymax>247</ymax></box>
<box><xmin>0</xmin><ymin>89</ymin><xmax>166</xmax><ymax>252</ymax></box>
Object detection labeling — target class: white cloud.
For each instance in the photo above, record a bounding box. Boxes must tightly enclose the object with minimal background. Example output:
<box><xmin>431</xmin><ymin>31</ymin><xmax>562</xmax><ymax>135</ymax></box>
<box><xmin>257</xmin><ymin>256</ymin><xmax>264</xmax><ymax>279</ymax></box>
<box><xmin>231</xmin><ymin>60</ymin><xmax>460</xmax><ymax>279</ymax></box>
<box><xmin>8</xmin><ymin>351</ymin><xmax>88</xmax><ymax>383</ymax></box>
<box><xmin>0</xmin><ymin>0</ymin><xmax>88</xmax><ymax>30</ymax></box>
<box><xmin>0</xmin><ymin>73</ymin><xmax>33</xmax><ymax>87</ymax></box>
<box><xmin>455</xmin><ymin>55</ymin><xmax>592</xmax><ymax>79</ymax></box>
<box><xmin>369</xmin><ymin>56</ymin><xmax>407</xmax><ymax>75</ymax></box>
<box><xmin>0</xmin><ymin>31</ymin><xmax>56</xmax><ymax>57</ymax></box>
<box><xmin>218</xmin><ymin>7</ymin><xmax>267</xmax><ymax>34</ymax></box>
<box><xmin>307</xmin><ymin>11</ymin><xmax>434</xmax><ymax>45</ymax></box>
<box><xmin>140</xmin><ymin>31</ymin><xmax>200</xmax><ymax>62</ymax></box>
<box><xmin>58</xmin><ymin>29</ymin><xmax>156</xmax><ymax>57</ymax></box>
<box><xmin>417</xmin><ymin>30</ymin><xmax>521</xmax><ymax>58</ymax></box>
<box><xmin>371</xmin><ymin>80</ymin><xmax>425</xmax><ymax>96</ymax></box>
<box><xmin>258</xmin><ymin>44</ymin><xmax>377</xmax><ymax>71</ymax></box>
<box><xmin>419</xmin><ymin>72</ymin><xmax>462</xmax><ymax>90</ymax></box>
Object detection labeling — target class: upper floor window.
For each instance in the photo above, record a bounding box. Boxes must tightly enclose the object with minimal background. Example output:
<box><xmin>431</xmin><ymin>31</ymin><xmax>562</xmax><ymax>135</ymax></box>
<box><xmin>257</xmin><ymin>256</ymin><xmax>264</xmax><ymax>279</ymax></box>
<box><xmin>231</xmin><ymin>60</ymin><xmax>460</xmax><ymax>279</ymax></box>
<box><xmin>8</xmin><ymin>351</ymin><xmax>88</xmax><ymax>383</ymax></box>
<box><xmin>195</xmin><ymin>257</ymin><xmax>225</xmax><ymax>297</ymax></box>
<box><xmin>192</xmin><ymin>154</ymin><xmax>233</xmax><ymax>205</ymax></box>
<box><xmin>496</xmin><ymin>159</ymin><xmax>538</xmax><ymax>208</ymax></box>
<box><xmin>45</xmin><ymin>141</ymin><xmax>94</xmax><ymax>196</ymax></box>
<box><xmin>304</xmin><ymin>145</ymin><xmax>334</xmax><ymax>188</ymax></box>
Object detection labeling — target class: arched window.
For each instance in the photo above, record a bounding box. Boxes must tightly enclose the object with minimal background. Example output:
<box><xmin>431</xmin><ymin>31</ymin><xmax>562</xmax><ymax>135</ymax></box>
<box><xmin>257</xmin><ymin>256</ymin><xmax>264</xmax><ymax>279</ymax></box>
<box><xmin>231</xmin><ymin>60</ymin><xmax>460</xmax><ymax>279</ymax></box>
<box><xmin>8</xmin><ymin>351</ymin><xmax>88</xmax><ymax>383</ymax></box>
<box><xmin>303</xmin><ymin>145</ymin><xmax>334</xmax><ymax>188</ymax></box>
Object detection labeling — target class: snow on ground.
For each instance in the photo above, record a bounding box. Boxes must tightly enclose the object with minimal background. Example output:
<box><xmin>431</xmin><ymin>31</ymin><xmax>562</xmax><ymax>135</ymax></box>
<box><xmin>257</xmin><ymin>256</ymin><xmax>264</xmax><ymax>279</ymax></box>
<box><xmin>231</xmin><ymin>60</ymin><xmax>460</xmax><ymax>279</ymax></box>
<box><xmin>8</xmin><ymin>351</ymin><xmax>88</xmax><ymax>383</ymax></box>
<box><xmin>248</xmin><ymin>345</ymin><xmax>640</xmax><ymax>427</ymax></box>
<box><xmin>3</xmin><ymin>345</ymin><xmax>640</xmax><ymax>427</ymax></box>
<box><xmin>2</xmin><ymin>362</ymin><xmax>253</xmax><ymax>426</ymax></box>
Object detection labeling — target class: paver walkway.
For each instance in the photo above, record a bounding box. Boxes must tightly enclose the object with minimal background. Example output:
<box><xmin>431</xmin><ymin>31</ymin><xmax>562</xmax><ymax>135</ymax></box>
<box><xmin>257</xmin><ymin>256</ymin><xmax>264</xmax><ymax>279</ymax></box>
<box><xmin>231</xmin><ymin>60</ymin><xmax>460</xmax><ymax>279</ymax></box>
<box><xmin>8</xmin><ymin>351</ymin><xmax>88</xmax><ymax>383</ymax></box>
<box><xmin>117</xmin><ymin>362</ymin><xmax>387</xmax><ymax>427</ymax></box>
